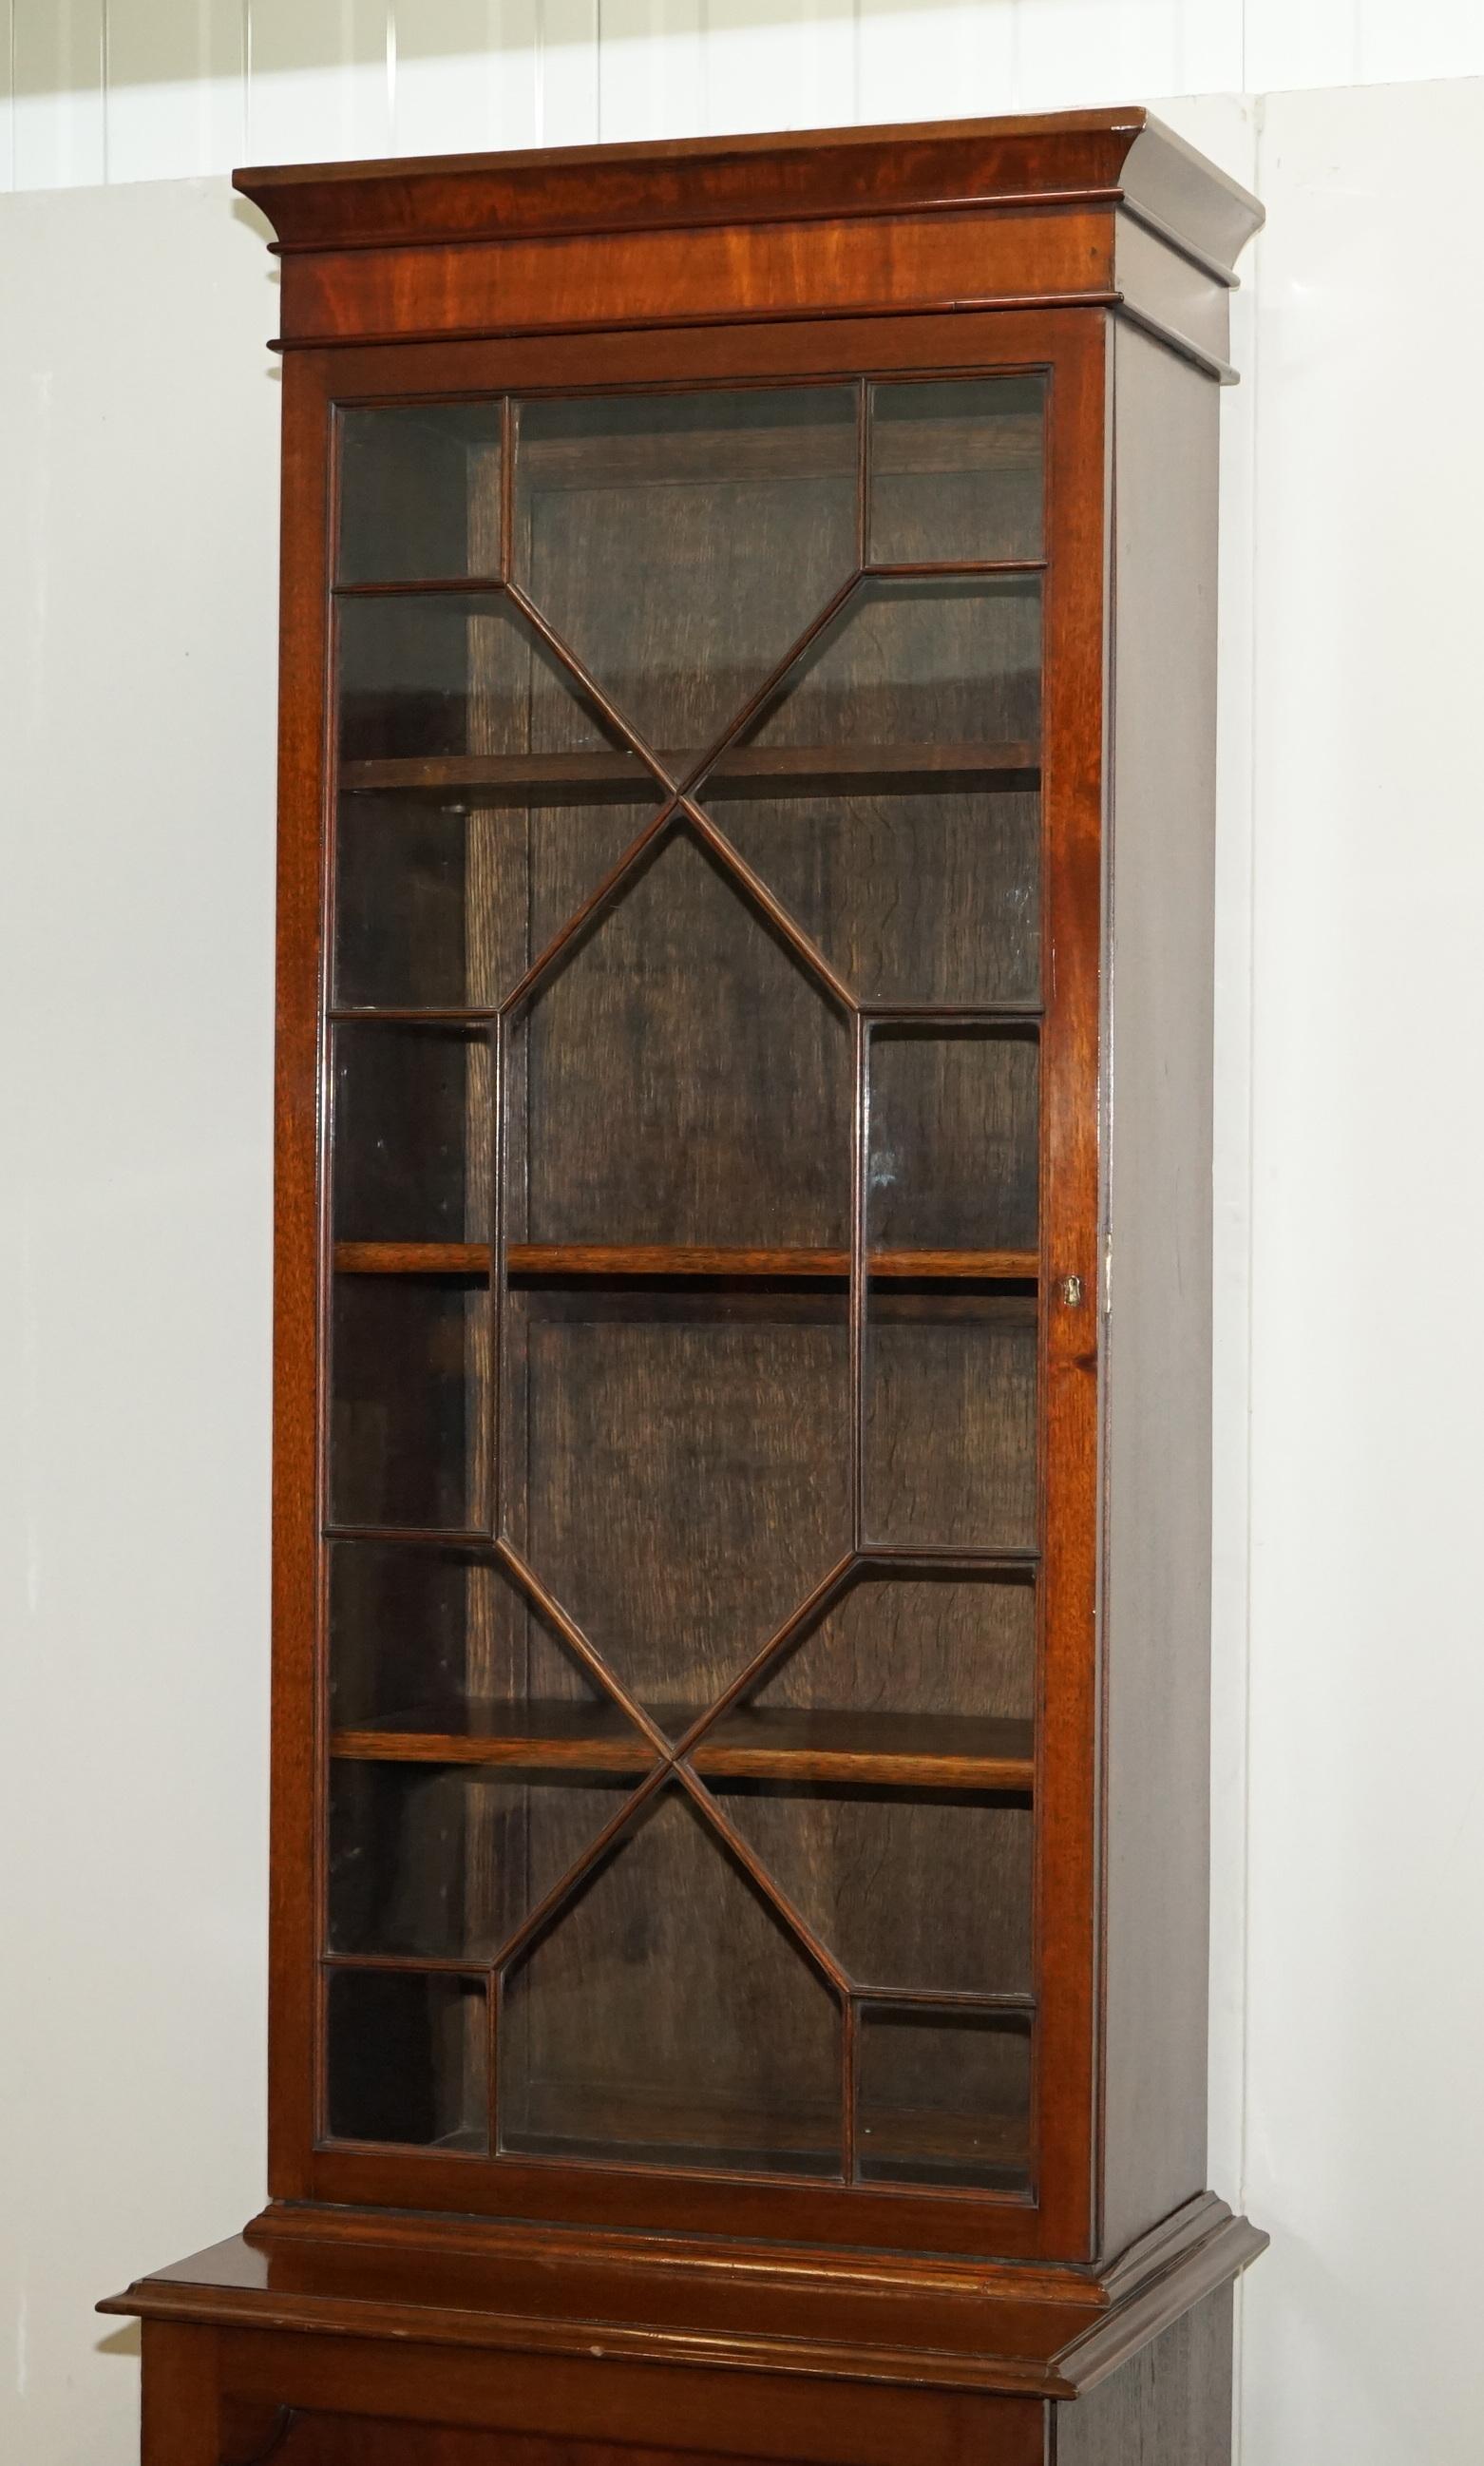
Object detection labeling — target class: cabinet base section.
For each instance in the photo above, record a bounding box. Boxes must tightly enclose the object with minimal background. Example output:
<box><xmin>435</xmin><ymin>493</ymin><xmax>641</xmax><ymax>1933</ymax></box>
<box><xmin>103</xmin><ymin>2193</ymin><xmax>1263</xmax><ymax>2466</ymax></box>
<box><xmin>123</xmin><ymin>2295</ymin><xmax>1236</xmax><ymax>2466</ymax></box>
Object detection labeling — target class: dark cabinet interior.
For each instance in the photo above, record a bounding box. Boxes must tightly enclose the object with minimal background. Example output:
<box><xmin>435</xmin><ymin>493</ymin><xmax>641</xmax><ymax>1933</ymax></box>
<box><xmin>327</xmin><ymin>375</ymin><xmax>1046</xmax><ymax>2198</ymax></box>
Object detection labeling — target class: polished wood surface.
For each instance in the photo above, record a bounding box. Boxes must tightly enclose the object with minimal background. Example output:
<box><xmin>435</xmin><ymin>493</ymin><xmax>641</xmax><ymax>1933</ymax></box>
<box><xmin>107</xmin><ymin>2195</ymin><xmax>1262</xmax><ymax>2398</ymax></box>
<box><xmin>330</xmin><ymin>1706</ymin><xmax>1036</xmax><ymax>1791</ymax></box>
<box><xmin>335</xmin><ymin>1242</ymin><xmax>1040</xmax><ymax>1281</ymax></box>
<box><xmin>139</xmin><ymin>2282</ymin><xmax>1237</xmax><ymax>2466</ymax></box>
<box><xmin>115</xmin><ymin>2193</ymin><xmax>1260</xmax><ymax>2460</ymax></box>
<box><xmin>234</xmin><ymin>109</ymin><xmax>1261</xmax><ymax>268</ymax></box>
<box><xmin>114</xmin><ymin>105</ymin><xmax>1263</xmax><ymax>2466</ymax></box>
<box><xmin>266</xmin><ymin>348</ymin><xmax>331</xmax><ymax>2191</ymax></box>
<box><xmin>340</xmin><ymin>740</ymin><xmax>1040</xmax><ymax>796</ymax></box>
<box><xmin>259</xmin><ymin>139</ymin><xmax>1243</xmax><ymax>2261</ymax></box>
<box><xmin>234</xmin><ymin>109</ymin><xmax>1261</xmax><ymax>378</ymax></box>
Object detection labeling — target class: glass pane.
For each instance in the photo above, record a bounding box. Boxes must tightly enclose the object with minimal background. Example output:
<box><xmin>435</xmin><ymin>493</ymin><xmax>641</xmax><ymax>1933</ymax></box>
<box><xmin>857</xmin><ymin>2006</ymin><xmax>1031</xmax><ymax>2189</ymax></box>
<box><xmin>706</xmin><ymin>577</ymin><xmax>1041</xmax><ymax>1004</ymax></box>
<box><xmin>868</xmin><ymin>1025</ymin><xmax>1038</xmax><ymax>1257</ymax></box>
<box><xmin>338</xmin><ymin>401</ymin><xmax>504</xmax><ymax>584</ymax></box>
<box><xmin>333</xmin><ymin>1025</ymin><xmax>492</xmax><ymax>1244</ymax></box>
<box><xmin>714</xmin><ymin>1780</ymin><xmax>1032</xmax><ymax>1994</ymax></box>
<box><xmin>864</xmin><ymin>1022</ymin><xmax>1038</xmax><ymax>1549</ymax></box>
<box><xmin>335</xmin><ymin>799</ymin><xmax>472</xmax><ymax>1011</ymax></box>
<box><xmin>333</xmin><ymin>591</ymin><xmax>661</xmax><ymax>1025</ymax></box>
<box><xmin>319</xmin><ymin>376</ymin><xmax>1050</xmax><ymax>2200</ymax></box>
<box><xmin>702</xmin><ymin>1568</ymin><xmax>1035</xmax><ymax>1772</ymax></box>
<box><xmin>328</xmin><ymin>1761</ymin><xmax>640</xmax><ymax>1959</ymax></box>
<box><xmin>868</xmin><ymin>376</ymin><xmax>1045</xmax><ymax>565</ymax></box>
<box><xmin>326</xmin><ymin>1969</ymin><xmax>487</xmax><ymax>2150</ymax></box>
<box><xmin>504</xmin><ymin>1285</ymin><xmax>849</xmax><ymax>1716</ymax></box>
<box><xmin>333</xmin><ymin>795</ymin><xmax>656</xmax><ymax>1014</ymax></box>
<box><xmin>329</xmin><ymin>1540</ymin><xmax>652</xmax><ymax>1756</ymax></box>
<box><xmin>337</xmin><ymin>592</ymin><xmax>646</xmax><ymax>772</ymax></box>
<box><xmin>865</xmin><ymin>1296</ymin><xmax>1037</xmax><ymax>1550</ymax></box>
<box><xmin>500</xmin><ymin>1787</ymin><xmax>841</xmax><ymax>2176</ymax></box>
<box><xmin>510</xmin><ymin>828</ymin><xmax>851</xmax><ymax>1252</ymax></box>
<box><xmin>512</xmin><ymin>386</ymin><xmax>857</xmax><ymax>765</ymax></box>
<box><xmin>330</xmin><ymin>1274</ymin><xmax>489</xmax><ymax>1531</ymax></box>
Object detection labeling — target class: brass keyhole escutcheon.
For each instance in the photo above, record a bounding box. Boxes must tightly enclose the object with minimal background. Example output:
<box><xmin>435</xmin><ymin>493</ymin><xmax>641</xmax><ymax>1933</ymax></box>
<box><xmin>1059</xmin><ymin>1274</ymin><xmax>1084</xmax><ymax>1309</ymax></box>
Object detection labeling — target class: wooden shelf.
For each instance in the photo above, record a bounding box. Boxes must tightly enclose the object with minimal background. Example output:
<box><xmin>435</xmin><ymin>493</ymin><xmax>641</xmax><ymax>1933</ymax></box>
<box><xmin>331</xmin><ymin>1705</ymin><xmax>1035</xmax><ymax>1793</ymax></box>
<box><xmin>336</xmin><ymin>1241</ymin><xmax>490</xmax><ymax>1275</ymax></box>
<box><xmin>341</xmin><ymin>751</ymin><xmax>653</xmax><ymax>798</ymax></box>
<box><xmin>338</xmin><ymin>741</ymin><xmax>1041</xmax><ymax>800</ymax></box>
<box><xmin>695</xmin><ymin>1708</ymin><xmax>1034</xmax><ymax>1790</ymax></box>
<box><xmin>333</xmin><ymin>1701</ymin><xmax>651</xmax><ymax>1773</ymax></box>
<box><xmin>334</xmin><ymin>1241</ymin><xmax>1039</xmax><ymax>1283</ymax></box>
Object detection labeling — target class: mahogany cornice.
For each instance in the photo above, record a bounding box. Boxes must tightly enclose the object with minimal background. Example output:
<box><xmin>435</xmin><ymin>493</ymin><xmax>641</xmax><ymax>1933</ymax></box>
<box><xmin>101</xmin><ymin>2191</ymin><xmax>1266</xmax><ymax>2402</ymax></box>
<box><xmin>231</xmin><ymin>113</ymin><xmax>1260</xmax><ymax>379</ymax></box>
<box><xmin>234</xmin><ymin>108</ymin><xmax>1262</xmax><ymax>276</ymax></box>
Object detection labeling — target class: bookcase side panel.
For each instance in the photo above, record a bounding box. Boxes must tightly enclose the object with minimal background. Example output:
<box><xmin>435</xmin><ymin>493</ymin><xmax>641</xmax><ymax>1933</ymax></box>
<box><xmin>1098</xmin><ymin>318</ymin><xmax>1221</xmax><ymax>2259</ymax></box>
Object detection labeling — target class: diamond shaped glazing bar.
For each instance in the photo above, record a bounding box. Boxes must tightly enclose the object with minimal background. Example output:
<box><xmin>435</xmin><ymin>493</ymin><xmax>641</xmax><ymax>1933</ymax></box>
<box><xmin>498</xmin><ymin>573</ymin><xmax>884</xmax><ymax>1025</ymax></box>
<box><xmin>494</xmin><ymin>1538</ymin><xmax>675</xmax><ymax>1767</ymax></box>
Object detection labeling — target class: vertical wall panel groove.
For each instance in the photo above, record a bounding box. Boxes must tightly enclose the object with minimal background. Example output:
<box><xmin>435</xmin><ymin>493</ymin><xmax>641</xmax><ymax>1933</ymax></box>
<box><xmin>699</xmin><ymin>0</ymin><xmax>853</xmax><ymax>134</ymax></box>
<box><xmin>1356</xmin><ymin>0</ymin><xmax>1483</xmax><ymax>83</ymax></box>
<box><xmin>12</xmin><ymin>0</ymin><xmax>105</xmax><ymax>188</ymax></box>
<box><xmin>105</xmin><ymin>0</ymin><xmax>246</xmax><ymax>182</ymax></box>
<box><xmin>246</xmin><ymin>0</ymin><xmax>392</xmax><ymax>164</ymax></box>
<box><xmin>1172</xmin><ymin>0</ymin><xmax>1243</xmax><ymax>93</ymax></box>
<box><xmin>0</xmin><ymin>2</ymin><xmax>1474</xmax><ymax>189</ymax></box>
<box><xmin>598</xmin><ymin>0</ymin><xmax>704</xmax><ymax>142</ymax></box>
<box><xmin>856</xmin><ymin>0</ymin><xmax>1018</xmax><ymax>135</ymax></box>
<box><xmin>538</xmin><ymin>0</ymin><xmax>599</xmax><ymax>144</ymax></box>
<box><xmin>1242</xmin><ymin>0</ymin><xmax>1359</xmax><ymax>93</ymax></box>
<box><xmin>391</xmin><ymin>0</ymin><xmax>539</xmax><ymax>157</ymax></box>
<box><xmin>0</xmin><ymin>0</ymin><xmax>14</xmax><ymax>188</ymax></box>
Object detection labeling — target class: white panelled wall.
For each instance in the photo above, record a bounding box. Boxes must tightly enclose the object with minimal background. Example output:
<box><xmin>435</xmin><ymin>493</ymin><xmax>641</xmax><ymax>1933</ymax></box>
<box><xmin>0</xmin><ymin>0</ymin><xmax>1481</xmax><ymax>181</ymax></box>
<box><xmin>3</xmin><ymin>19</ymin><xmax>1484</xmax><ymax>2466</ymax></box>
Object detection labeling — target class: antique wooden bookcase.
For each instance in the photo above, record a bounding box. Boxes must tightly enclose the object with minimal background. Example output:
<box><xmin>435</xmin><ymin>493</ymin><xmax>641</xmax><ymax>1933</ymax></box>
<box><xmin>105</xmin><ymin>108</ymin><xmax>1265</xmax><ymax>2466</ymax></box>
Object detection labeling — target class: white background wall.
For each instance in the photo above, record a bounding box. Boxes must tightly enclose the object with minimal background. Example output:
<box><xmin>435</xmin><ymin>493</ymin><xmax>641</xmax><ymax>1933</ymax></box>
<box><xmin>0</xmin><ymin>180</ymin><xmax>279</xmax><ymax>2466</ymax></box>
<box><xmin>1</xmin><ymin>31</ymin><xmax>1482</xmax><ymax>2466</ymax></box>
<box><xmin>0</xmin><ymin>0</ymin><xmax>1482</xmax><ymax>182</ymax></box>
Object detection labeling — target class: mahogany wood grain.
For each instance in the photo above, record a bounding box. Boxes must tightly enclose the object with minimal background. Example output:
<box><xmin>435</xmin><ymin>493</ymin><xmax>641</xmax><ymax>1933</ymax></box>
<box><xmin>115</xmin><ymin>106</ymin><xmax>1265</xmax><ymax>2466</ymax></box>
<box><xmin>328</xmin><ymin>1707</ymin><xmax>1036</xmax><ymax>1791</ymax></box>
<box><xmin>331</xmin><ymin>1709</ymin><xmax>653</xmax><ymax>1772</ymax></box>
<box><xmin>270</xmin><ymin>210</ymin><xmax>1113</xmax><ymax>352</ymax></box>
<box><xmin>234</xmin><ymin>110</ymin><xmax>1261</xmax><ymax>272</ymax></box>
<box><xmin>267</xmin><ymin>2423</ymin><xmax>1037</xmax><ymax>2466</ymax></box>
<box><xmin>244</xmin><ymin>2288</ymin><xmax>1238</xmax><ymax>2466</ymax></box>
<box><xmin>105</xmin><ymin>2201</ymin><xmax>1265</xmax><ymax>2403</ymax></box>
<box><xmin>335</xmin><ymin>1240</ymin><xmax>488</xmax><ymax>1274</ymax></box>
<box><xmin>693</xmin><ymin>1706</ymin><xmax>1033</xmax><ymax>1788</ymax></box>
<box><xmin>334</xmin><ymin>1241</ymin><xmax>1039</xmax><ymax>1280</ymax></box>
<box><xmin>309</xmin><ymin>305</ymin><xmax>1173</xmax><ymax>427</ymax></box>
<box><xmin>1026</xmin><ymin>308</ymin><xmax>1105</xmax><ymax>2263</ymax></box>
<box><xmin>140</xmin><ymin>2323</ymin><xmax>223</xmax><ymax>2466</ymax></box>
<box><xmin>267</xmin><ymin>347</ymin><xmax>333</xmax><ymax>2204</ymax></box>
<box><xmin>301</xmin><ymin>2138</ymin><xmax>1051</xmax><ymax>2256</ymax></box>
<box><xmin>338</xmin><ymin>740</ymin><xmax>1040</xmax><ymax>795</ymax></box>
<box><xmin>213</xmin><ymin>2327</ymin><xmax>1049</xmax><ymax>2466</ymax></box>
<box><xmin>266</xmin><ymin>2428</ymin><xmax>891</xmax><ymax>2466</ymax></box>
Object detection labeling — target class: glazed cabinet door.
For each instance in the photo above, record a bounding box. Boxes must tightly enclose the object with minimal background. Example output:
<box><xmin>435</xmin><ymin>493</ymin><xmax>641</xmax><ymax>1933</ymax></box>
<box><xmin>291</xmin><ymin>329</ymin><xmax>1102</xmax><ymax>2256</ymax></box>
